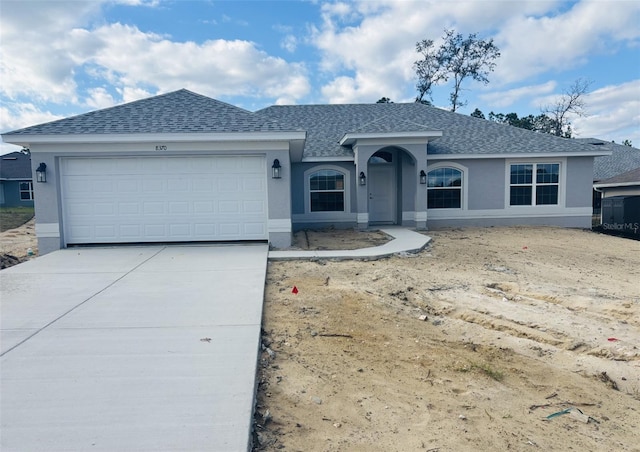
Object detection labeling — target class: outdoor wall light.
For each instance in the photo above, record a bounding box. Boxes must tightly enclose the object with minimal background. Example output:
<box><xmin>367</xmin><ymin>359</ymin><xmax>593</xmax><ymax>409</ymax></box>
<box><xmin>359</xmin><ymin>171</ymin><xmax>366</xmax><ymax>186</ymax></box>
<box><xmin>419</xmin><ymin>170</ymin><xmax>427</xmax><ymax>185</ymax></box>
<box><xmin>271</xmin><ymin>159</ymin><xmax>282</xmax><ymax>179</ymax></box>
<box><xmin>36</xmin><ymin>162</ymin><xmax>47</xmax><ymax>183</ymax></box>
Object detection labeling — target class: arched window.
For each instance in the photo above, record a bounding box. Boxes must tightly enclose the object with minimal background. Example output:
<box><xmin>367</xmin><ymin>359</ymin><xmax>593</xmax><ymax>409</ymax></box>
<box><xmin>308</xmin><ymin>169</ymin><xmax>345</xmax><ymax>212</ymax></box>
<box><xmin>427</xmin><ymin>167</ymin><xmax>462</xmax><ymax>209</ymax></box>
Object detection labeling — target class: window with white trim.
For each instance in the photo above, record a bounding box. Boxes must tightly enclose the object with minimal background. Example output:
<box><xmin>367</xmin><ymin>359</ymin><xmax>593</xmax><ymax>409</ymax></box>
<box><xmin>309</xmin><ymin>169</ymin><xmax>345</xmax><ymax>212</ymax></box>
<box><xmin>19</xmin><ymin>181</ymin><xmax>34</xmax><ymax>201</ymax></box>
<box><xmin>509</xmin><ymin>163</ymin><xmax>559</xmax><ymax>206</ymax></box>
<box><xmin>427</xmin><ymin>167</ymin><xmax>462</xmax><ymax>208</ymax></box>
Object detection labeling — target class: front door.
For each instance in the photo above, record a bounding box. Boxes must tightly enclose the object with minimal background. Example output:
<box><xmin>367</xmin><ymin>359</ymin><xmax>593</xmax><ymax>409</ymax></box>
<box><xmin>368</xmin><ymin>164</ymin><xmax>396</xmax><ymax>223</ymax></box>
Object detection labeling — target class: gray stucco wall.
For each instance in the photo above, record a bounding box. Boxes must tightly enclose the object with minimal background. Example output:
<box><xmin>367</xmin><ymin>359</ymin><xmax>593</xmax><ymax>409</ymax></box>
<box><xmin>464</xmin><ymin>159</ymin><xmax>505</xmax><ymax>210</ymax></box>
<box><xmin>566</xmin><ymin>156</ymin><xmax>594</xmax><ymax>208</ymax></box>
<box><xmin>401</xmin><ymin>153</ymin><xmax>417</xmax><ymax>213</ymax></box>
<box><xmin>290</xmin><ymin>161</ymin><xmax>356</xmax><ymax>215</ymax></box>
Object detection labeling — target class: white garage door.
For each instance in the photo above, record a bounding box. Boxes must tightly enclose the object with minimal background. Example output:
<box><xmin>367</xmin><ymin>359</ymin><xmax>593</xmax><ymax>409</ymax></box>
<box><xmin>61</xmin><ymin>156</ymin><xmax>268</xmax><ymax>244</ymax></box>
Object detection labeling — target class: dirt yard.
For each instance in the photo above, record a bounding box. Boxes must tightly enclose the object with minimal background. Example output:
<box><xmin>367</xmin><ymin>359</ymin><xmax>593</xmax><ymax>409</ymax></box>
<box><xmin>0</xmin><ymin>217</ymin><xmax>37</xmax><ymax>268</ymax></box>
<box><xmin>255</xmin><ymin>227</ymin><xmax>640</xmax><ymax>451</ymax></box>
<box><xmin>2</xmin><ymin>222</ymin><xmax>639</xmax><ymax>450</ymax></box>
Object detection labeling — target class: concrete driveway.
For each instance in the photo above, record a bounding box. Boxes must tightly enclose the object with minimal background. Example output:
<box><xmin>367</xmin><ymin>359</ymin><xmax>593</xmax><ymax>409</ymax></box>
<box><xmin>1</xmin><ymin>244</ymin><xmax>268</xmax><ymax>452</ymax></box>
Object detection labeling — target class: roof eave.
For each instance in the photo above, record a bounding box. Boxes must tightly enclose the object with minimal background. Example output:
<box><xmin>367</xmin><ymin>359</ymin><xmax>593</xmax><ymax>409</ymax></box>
<box><xmin>2</xmin><ymin>131</ymin><xmax>307</xmax><ymax>146</ymax></box>
<box><xmin>427</xmin><ymin>150</ymin><xmax>612</xmax><ymax>160</ymax></box>
<box><xmin>339</xmin><ymin>130</ymin><xmax>442</xmax><ymax>146</ymax></box>
<box><xmin>593</xmin><ymin>181</ymin><xmax>640</xmax><ymax>189</ymax></box>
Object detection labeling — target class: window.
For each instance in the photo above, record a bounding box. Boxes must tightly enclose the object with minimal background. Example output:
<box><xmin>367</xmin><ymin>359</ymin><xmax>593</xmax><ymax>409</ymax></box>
<box><xmin>19</xmin><ymin>181</ymin><xmax>34</xmax><ymax>201</ymax></box>
<box><xmin>309</xmin><ymin>169</ymin><xmax>345</xmax><ymax>212</ymax></box>
<box><xmin>427</xmin><ymin>167</ymin><xmax>462</xmax><ymax>208</ymax></box>
<box><xmin>509</xmin><ymin>163</ymin><xmax>559</xmax><ymax>206</ymax></box>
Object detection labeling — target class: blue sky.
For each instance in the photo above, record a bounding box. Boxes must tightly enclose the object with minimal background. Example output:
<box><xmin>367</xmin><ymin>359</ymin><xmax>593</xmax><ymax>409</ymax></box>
<box><xmin>1</xmin><ymin>0</ymin><xmax>639</xmax><ymax>154</ymax></box>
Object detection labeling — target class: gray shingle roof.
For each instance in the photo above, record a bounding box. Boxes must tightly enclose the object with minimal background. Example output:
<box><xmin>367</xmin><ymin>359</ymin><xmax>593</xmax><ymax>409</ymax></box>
<box><xmin>257</xmin><ymin>103</ymin><xmax>600</xmax><ymax>159</ymax></box>
<box><xmin>594</xmin><ymin>166</ymin><xmax>640</xmax><ymax>186</ymax></box>
<box><xmin>575</xmin><ymin>138</ymin><xmax>640</xmax><ymax>181</ymax></box>
<box><xmin>3</xmin><ymin>90</ymin><xmax>611</xmax><ymax>163</ymax></box>
<box><xmin>0</xmin><ymin>151</ymin><xmax>31</xmax><ymax>180</ymax></box>
<box><xmin>4</xmin><ymin>89</ymin><xmax>300</xmax><ymax>136</ymax></box>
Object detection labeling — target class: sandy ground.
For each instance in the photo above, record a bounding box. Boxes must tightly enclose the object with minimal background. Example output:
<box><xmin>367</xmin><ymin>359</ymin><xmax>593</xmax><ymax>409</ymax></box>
<box><xmin>255</xmin><ymin>227</ymin><xmax>640</xmax><ymax>451</ymax></box>
<box><xmin>0</xmin><ymin>218</ymin><xmax>37</xmax><ymax>268</ymax></box>
<box><xmin>2</xmin><ymin>223</ymin><xmax>639</xmax><ymax>450</ymax></box>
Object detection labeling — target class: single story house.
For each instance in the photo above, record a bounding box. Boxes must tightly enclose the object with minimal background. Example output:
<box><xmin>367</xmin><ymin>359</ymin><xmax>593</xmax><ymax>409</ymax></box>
<box><xmin>594</xmin><ymin>166</ymin><xmax>640</xmax><ymax>199</ymax></box>
<box><xmin>1</xmin><ymin>89</ymin><xmax>609</xmax><ymax>255</ymax></box>
<box><xmin>576</xmin><ymin>138</ymin><xmax>640</xmax><ymax>214</ymax></box>
<box><xmin>0</xmin><ymin>151</ymin><xmax>34</xmax><ymax>207</ymax></box>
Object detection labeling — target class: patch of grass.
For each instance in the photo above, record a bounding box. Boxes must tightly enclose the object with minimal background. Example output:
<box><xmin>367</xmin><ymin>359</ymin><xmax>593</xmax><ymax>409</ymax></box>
<box><xmin>0</xmin><ymin>207</ymin><xmax>34</xmax><ymax>232</ymax></box>
<box><xmin>455</xmin><ymin>361</ymin><xmax>505</xmax><ymax>382</ymax></box>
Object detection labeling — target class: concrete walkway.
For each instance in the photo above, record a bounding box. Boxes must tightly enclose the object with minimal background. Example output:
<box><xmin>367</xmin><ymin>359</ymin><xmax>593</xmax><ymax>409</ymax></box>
<box><xmin>269</xmin><ymin>227</ymin><xmax>431</xmax><ymax>260</ymax></box>
<box><xmin>1</xmin><ymin>244</ymin><xmax>268</xmax><ymax>452</ymax></box>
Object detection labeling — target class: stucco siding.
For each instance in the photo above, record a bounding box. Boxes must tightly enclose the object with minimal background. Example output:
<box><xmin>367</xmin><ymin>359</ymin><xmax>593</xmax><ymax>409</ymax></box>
<box><xmin>566</xmin><ymin>156</ymin><xmax>594</xmax><ymax>208</ymax></box>
<box><xmin>461</xmin><ymin>159</ymin><xmax>505</xmax><ymax>210</ymax></box>
<box><xmin>290</xmin><ymin>162</ymin><xmax>356</xmax><ymax>215</ymax></box>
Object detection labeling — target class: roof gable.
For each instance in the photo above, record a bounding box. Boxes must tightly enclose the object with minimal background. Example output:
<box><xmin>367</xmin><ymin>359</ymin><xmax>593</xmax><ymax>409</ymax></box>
<box><xmin>4</xmin><ymin>89</ymin><xmax>298</xmax><ymax>136</ymax></box>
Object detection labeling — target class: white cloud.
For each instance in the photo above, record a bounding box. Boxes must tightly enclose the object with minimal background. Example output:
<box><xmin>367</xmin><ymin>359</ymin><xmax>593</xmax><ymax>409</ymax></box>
<box><xmin>0</xmin><ymin>103</ymin><xmax>64</xmax><ymax>133</ymax></box>
<box><xmin>572</xmin><ymin>80</ymin><xmax>640</xmax><ymax>144</ymax></box>
<box><xmin>311</xmin><ymin>0</ymin><xmax>640</xmax><ymax>104</ymax></box>
<box><xmin>311</xmin><ymin>0</ymin><xmax>563</xmax><ymax>103</ymax></box>
<box><xmin>494</xmin><ymin>1</ymin><xmax>640</xmax><ymax>84</ymax></box>
<box><xmin>480</xmin><ymin>81</ymin><xmax>557</xmax><ymax>109</ymax></box>
<box><xmin>0</xmin><ymin>102</ymin><xmax>65</xmax><ymax>154</ymax></box>
<box><xmin>78</xmin><ymin>23</ymin><xmax>310</xmax><ymax>100</ymax></box>
<box><xmin>0</xmin><ymin>0</ymin><xmax>311</xmax><ymax>130</ymax></box>
<box><xmin>84</xmin><ymin>87</ymin><xmax>116</xmax><ymax>109</ymax></box>
<box><xmin>281</xmin><ymin>35</ymin><xmax>298</xmax><ymax>53</ymax></box>
<box><xmin>0</xmin><ymin>1</ymin><xmax>101</xmax><ymax>103</ymax></box>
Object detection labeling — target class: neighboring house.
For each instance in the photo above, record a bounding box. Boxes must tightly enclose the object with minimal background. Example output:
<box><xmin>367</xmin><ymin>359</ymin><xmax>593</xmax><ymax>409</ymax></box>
<box><xmin>577</xmin><ymin>138</ymin><xmax>640</xmax><ymax>182</ymax></box>
<box><xmin>1</xmin><ymin>89</ymin><xmax>608</xmax><ymax>255</ymax></box>
<box><xmin>593</xmin><ymin>167</ymin><xmax>640</xmax><ymax>238</ymax></box>
<box><xmin>0</xmin><ymin>151</ymin><xmax>34</xmax><ymax>207</ymax></box>
<box><xmin>576</xmin><ymin>138</ymin><xmax>640</xmax><ymax>214</ymax></box>
<box><xmin>594</xmin><ymin>166</ymin><xmax>640</xmax><ymax>199</ymax></box>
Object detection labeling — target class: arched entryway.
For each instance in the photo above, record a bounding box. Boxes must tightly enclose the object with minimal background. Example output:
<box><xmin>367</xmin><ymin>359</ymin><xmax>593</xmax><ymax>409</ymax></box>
<box><xmin>367</xmin><ymin>147</ymin><xmax>417</xmax><ymax>225</ymax></box>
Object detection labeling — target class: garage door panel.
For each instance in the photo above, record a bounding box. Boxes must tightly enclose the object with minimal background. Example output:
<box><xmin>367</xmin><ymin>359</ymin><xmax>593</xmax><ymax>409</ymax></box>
<box><xmin>62</xmin><ymin>156</ymin><xmax>268</xmax><ymax>244</ymax></box>
<box><xmin>142</xmin><ymin>179</ymin><xmax>164</xmax><ymax>193</ymax></box>
<box><xmin>119</xmin><ymin>224</ymin><xmax>142</xmax><ymax>238</ymax></box>
<box><xmin>95</xmin><ymin>225</ymin><xmax>116</xmax><ymax>238</ymax></box>
<box><xmin>117</xmin><ymin>179</ymin><xmax>139</xmax><ymax>194</ymax></box>
<box><xmin>144</xmin><ymin>224</ymin><xmax>167</xmax><ymax>237</ymax></box>
<box><xmin>119</xmin><ymin>203</ymin><xmax>140</xmax><ymax>215</ymax></box>
<box><xmin>94</xmin><ymin>203</ymin><xmax>115</xmax><ymax>215</ymax></box>
<box><xmin>143</xmin><ymin>202</ymin><xmax>165</xmax><ymax>215</ymax></box>
<box><xmin>244</xmin><ymin>200</ymin><xmax>266</xmax><ymax>214</ymax></box>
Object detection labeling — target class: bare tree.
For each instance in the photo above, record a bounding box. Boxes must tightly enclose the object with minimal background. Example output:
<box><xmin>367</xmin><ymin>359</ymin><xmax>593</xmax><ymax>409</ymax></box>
<box><xmin>440</xmin><ymin>30</ymin><xmax>500</xmax><ymax>112</ymax></box>
<box><xmin>541</xmin><ymin>78</ymin><xmax>592</xmax><ymax>137</ymax></box>
<box><xmin>413</xmin><ymin>39</ymin><xmax>447</xmax><ymax>103</ymax></box>
<box><xmin>414</xmin><ymin>30</ymin><xmax>500</xmax><ymax>111</ymax></box>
